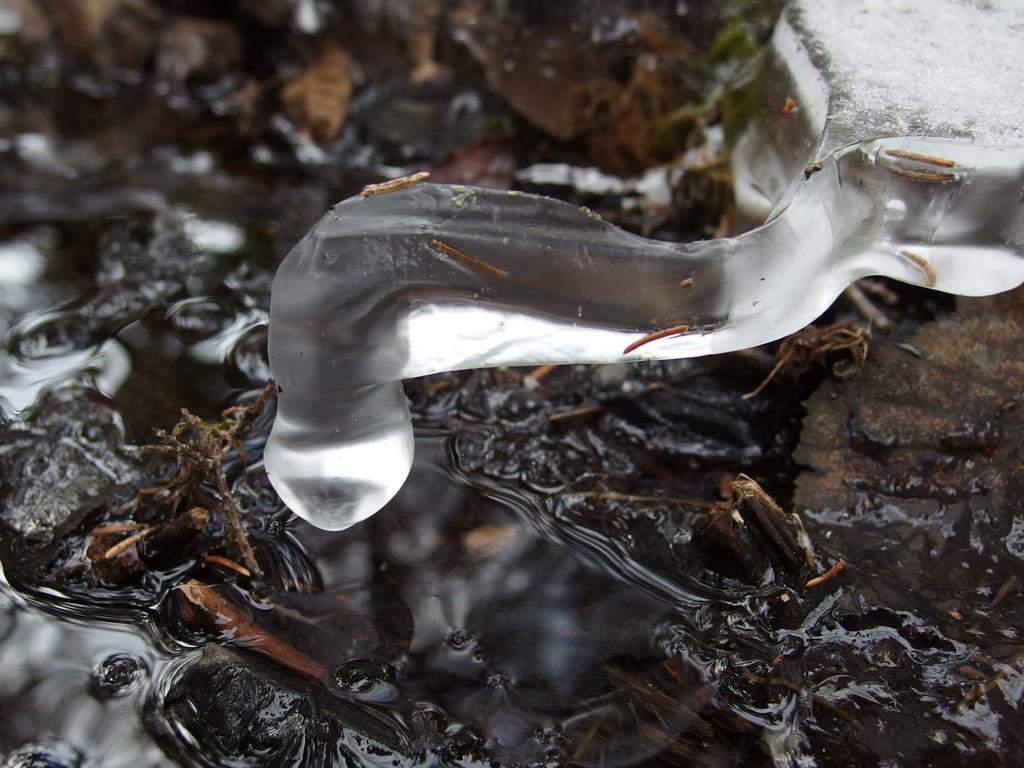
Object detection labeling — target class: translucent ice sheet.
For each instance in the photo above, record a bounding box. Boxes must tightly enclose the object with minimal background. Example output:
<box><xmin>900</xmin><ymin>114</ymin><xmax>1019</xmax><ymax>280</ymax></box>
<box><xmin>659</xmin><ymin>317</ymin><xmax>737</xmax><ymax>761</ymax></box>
<box><xmin>267</xmin><ymin>0</ymin><xmax>1024</xmax><ymax>529</ymax></box>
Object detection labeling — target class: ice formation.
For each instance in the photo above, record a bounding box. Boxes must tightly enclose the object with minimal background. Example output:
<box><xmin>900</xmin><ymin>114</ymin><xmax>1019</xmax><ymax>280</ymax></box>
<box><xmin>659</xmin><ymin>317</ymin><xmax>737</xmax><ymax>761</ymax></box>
<box><xmin>266</xmin><ymin>0</ymin><xmax>1024</xmax><ymax>530</ymax></box>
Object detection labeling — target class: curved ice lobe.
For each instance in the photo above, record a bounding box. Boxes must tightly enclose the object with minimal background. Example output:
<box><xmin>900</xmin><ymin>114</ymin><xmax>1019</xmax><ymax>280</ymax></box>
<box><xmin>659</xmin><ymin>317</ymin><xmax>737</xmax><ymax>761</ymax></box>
<box><xmin>265</xmin><ymin>184</ymin><xmax>727</xmax><ymax>530</ymax></box>
<box><xmin>267</xmin><ymin>135</ymin><xmax>1024</xmax><ymax>531</ymax></box>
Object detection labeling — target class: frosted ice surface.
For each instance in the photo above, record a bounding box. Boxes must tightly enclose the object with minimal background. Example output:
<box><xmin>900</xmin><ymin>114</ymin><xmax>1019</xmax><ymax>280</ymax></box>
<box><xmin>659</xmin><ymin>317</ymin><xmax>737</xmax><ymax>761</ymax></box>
<box><xmin>266</xmin><ymin>3</ymin><xmax>1024</xmax><ymax>530</ymax></box>
<box><xmin>796</xmin><ymin>0</ymin><xmax>1024</xmax><ymax>145</ymax></box>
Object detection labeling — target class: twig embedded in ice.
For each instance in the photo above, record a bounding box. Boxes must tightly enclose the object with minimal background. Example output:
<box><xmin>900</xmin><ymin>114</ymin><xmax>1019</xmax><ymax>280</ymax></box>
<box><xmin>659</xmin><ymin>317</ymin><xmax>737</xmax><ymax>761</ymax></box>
<box><xmin>429</xmin><ymin>238</ymin><xmax>508</xmax><ymax>278</ymax></box>
<box><xmin>882</xmin><ymin>149</ymin><xmax>955</xmax><ymax>169</ymax></box>
<box><xmin>899</xmin><ymin>249</ymin><xmax>937</xmax><ymax>287</ymax></box>
<box><xmin>622</xmin><ymin>324</ymin><xmax>690</xmax><ymax>355</ymax></box>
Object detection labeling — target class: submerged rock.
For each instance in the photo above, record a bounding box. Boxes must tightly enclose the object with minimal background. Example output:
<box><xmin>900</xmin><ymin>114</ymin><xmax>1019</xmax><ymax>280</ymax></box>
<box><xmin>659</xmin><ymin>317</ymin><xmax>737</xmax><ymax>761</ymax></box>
<box><xmin>154</xmin><ymin>644</ymin><xmax>416</xmax><ymax>767</ymax></box>
<box><xmin>2</xmin><ymin>739</ymin><xmax>84</xmax><ymax>768</ymax></box>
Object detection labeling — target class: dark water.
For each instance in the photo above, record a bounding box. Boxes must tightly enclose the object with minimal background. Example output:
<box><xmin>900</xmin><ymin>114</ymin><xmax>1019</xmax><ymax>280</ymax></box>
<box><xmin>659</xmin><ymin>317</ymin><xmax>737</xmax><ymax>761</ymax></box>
<box><xmin>1</xmin><ymin>144</ymin><xmax>1018</xmax><ymax>767</ymax></box>
<box><xmin>1</xmin><ymin>3</ymin><xmax>1021</xmax><ymax>765</ymax></box>
<box><xmin>0</xmin><ymin>183</ymin><xmax>797</xmax><ymax>766</ymax></box>
<box><xmin>3</xmin><ymin>187</ymin><xmax>1013</xmax><ymax>766</ymax></box>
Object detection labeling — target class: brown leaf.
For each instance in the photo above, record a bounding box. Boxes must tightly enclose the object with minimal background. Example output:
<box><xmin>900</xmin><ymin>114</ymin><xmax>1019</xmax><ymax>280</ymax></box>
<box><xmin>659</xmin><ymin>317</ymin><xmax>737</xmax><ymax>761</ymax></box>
<box><xmin>429</xmin><ymin>141</ymin><xmax>516</xmax><ymax>190</ymax></box>
<box><xmin>156</xmin><ymin>17</ymin><xmax>243</xmax><ymax>89</ymax></box>
<box><xmin>2</xmin><ymin>0</ymin><xmax>52</xmax><ymax>44</ymax></box>
<box><xmin>463</xmin><ymin>523</ymin><xmax>519</xmax><ymax>559</ymax></box>
<box><xmin>49</xmin><ymin>0</ymin><xmax>161</xmax><ymax>72</ymax></box>
<box><xmin>280</xmin><ymin>46</ymin><xmax>354</xmax><ymax>144</ymax></box>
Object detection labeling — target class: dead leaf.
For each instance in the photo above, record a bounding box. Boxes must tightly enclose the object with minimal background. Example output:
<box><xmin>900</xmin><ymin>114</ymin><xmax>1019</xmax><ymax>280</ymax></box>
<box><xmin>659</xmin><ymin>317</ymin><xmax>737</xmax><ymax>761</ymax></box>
<box><xmin>280</xmin><ymin>46</ymin><xmax>354</xmax><ymax>144</ymax></box>
<box><xmin>156</xmin><ymin>17</ymin><xmax>243</xmax><ymax>90</ymax></box>
<box><xmin>48</xmin><ymin>0</ymin><xmax>161</xmax><ymax>72</ymax></box>
<box><xmin>463</xmin><ymin>524</ymin><xmax>519</xmax><ymax>558</ymax></box>
<box><xmin>2</xmin><ymin>0</ymin><xmax>52</xmax><ymax>44</ymax></box>
<box><xmin>429</xmin><ymin>141</ymin><xmax>516</xmax><ymax>189</ymax></box>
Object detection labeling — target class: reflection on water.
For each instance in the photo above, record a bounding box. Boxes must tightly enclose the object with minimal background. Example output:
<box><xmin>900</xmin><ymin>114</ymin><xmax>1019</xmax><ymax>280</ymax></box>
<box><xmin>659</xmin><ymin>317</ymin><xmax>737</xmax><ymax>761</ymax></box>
<box><xmin>0</xmin><ymin>50</ymin><xmax>1018</xmax><ymax>764</ymax></box>
<box><xmin>0</xmin><ymin>582</ymin><xmax>167</xmax><ymax>767</ymax></box>
<box><xmin>0</xmin><ymin>197</ymin><xmax>764</xmax><ymax>764</ymax></box>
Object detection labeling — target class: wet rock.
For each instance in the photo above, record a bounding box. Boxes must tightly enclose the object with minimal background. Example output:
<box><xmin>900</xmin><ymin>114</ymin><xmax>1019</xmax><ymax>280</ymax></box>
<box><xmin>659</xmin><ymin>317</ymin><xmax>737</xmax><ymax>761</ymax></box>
<box><xmin>0</xmin><ymin>385</ymin><xmax>139</xmax><ymax>542</ymax></box>
<box><xmin>791</xmin><ymin>310</ymin><xmax>1024</xmax><ymax>763</ymax></box>
<box><xmin>796</xmin><ymin>311</ymin><xmax>1024</xmax><ymax>518</ymax></box>
<box><xmin>449</xmin><ymin>1</ymin><xmax>711</xmax><ymax>171</ymax></box>
<box><xmin>157</xmin><ymin>644</ymin><xmax>322</xmax><ymax>765</ymax></box>
<box><xmin>154</xmin><ymin>644</ymin><xmax>414</xmax><ymax>766</ymax></box>
<box><xmin>9</xmin><ymin>216</ymin><xmax>204</xmax><ymax>361</ymax></box>
<box><xmin>2</xmin><ymin>739</ymin><xmax>83</xmax><ymax>768</ymax></box>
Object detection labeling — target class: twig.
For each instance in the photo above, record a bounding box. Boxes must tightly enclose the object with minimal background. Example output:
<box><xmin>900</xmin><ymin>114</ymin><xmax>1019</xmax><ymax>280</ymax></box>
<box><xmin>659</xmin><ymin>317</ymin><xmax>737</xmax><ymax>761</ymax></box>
<box><xmin>857</xmin><ymin>278</ymin><xmax>899</xmax><ymax>305</ymax></box>
<box><xmin>899</xmin><ymin>249</ymin><xmax>937</xmax><ymax>287</ymax></box>
<box><xmin>882</xmin><ymin>149</ymin><xmax>956</xmax><ymax>168</ymax></box>
<box><xmin>884</xmin><ymin>166</ymin><xmax>957</xmax><ymax>183</ymax></box>
<box><xmin>558</xmin><ymin>491</ymin><xmax>717</xmax><ymax>509</ymax></box>
<box><xmin>527</xmin><ymin>364</ymin><xmax>558</xmax><ymax>382</ymax></box>
<box><xmin>203</xmin><ymin>554</ymin><xmax>252</xmax><ymax>577</ymax></box>
<box><xmin>990</xmin><ymin>574</ymin><xmax>1019</xmax><ymax>609</ymax></box>
<box><xmin>957</xmin><ymin>652</ymin><xmax>1024</xmax><ymax>711</ymax></box>
<box><xmin>360</xmin><ymin>171</ymin><xmax>430</xmax><ymax>196</ymax></box>
<box><xmin>176</xmin><ymin>580</ymin><xmax>327</xmax><ymax>679</ymax></box>
<box><xmin>844</xmin><ymin>283</ymin><xmax>893</xmax><ymax>333</ymax></box>
<box><xmin>88</xmin><ymin>522</ymin><xmax>147</xmax><ymax>537</ymax></box>
<box><xmin>741</xmin><ymin>353</ymin><xmax>792</xmax><ymax>400</ymax></box>
<box><xmin>547</xmin><ymin>404</ymin><xmax>603</xmax><ymax>422</ymax></box>
<box><xmin>804</xmin><ymin>561</ymin><xmax>846</xmax><ymax>589</ymax></box>
<box><xmin>103</xmin><ymin>527</ymin><xmax>154</xmax><ymax>560</ymax></box>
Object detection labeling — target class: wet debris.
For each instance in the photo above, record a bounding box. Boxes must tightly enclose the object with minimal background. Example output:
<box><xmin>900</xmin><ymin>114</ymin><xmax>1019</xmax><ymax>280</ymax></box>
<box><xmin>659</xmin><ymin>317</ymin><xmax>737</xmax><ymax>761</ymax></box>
<box><xmin>743</xmin><ymin>321</ymin><xmax>871</xmax><ymax>399</ymax></box>
<box><xmin>131</xmin><ymin>380</ymin><xmax>276</xmax><ymax>577</ymax></box>
<box><xmin>83</xmin><ymin>507</ymin><xmax>222</xmax><ymax>585</ymax></box>
<box><xmin>172</xmin><ymin>580</ymin><xmax>327</xmax><ymax>680</ymax></box>
<box><xmin>416</xmin><ymin>355</ymin><xmax>805</xmax><ymax>601</ymax></box>
<box><xmin>699</xmin><ymin>474</ymin><xmax>815</xmax><ymax>585</ymax></box>
<box><xmin>280</xmin><ymin>45</ymin><xmax>355</xmax><ymax>144</ymax></box>
<box><xmin>155</xmin><ymin>17</ymin><xmax>243</xmax><ymax>92</ymax></box>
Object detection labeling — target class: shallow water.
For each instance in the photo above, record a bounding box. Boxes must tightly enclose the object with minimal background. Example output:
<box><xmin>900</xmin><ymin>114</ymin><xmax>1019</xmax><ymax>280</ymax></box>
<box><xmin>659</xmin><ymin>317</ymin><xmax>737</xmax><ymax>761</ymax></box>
<box><xmin>2</xmin><ymin>179</ymin><xmax>1019</xmax><ymax>765</ymax></box>
<box><xmin>1</xmin><ymin>3</ymin><xmax>1021</xmax><ymax>764</ymax></box>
